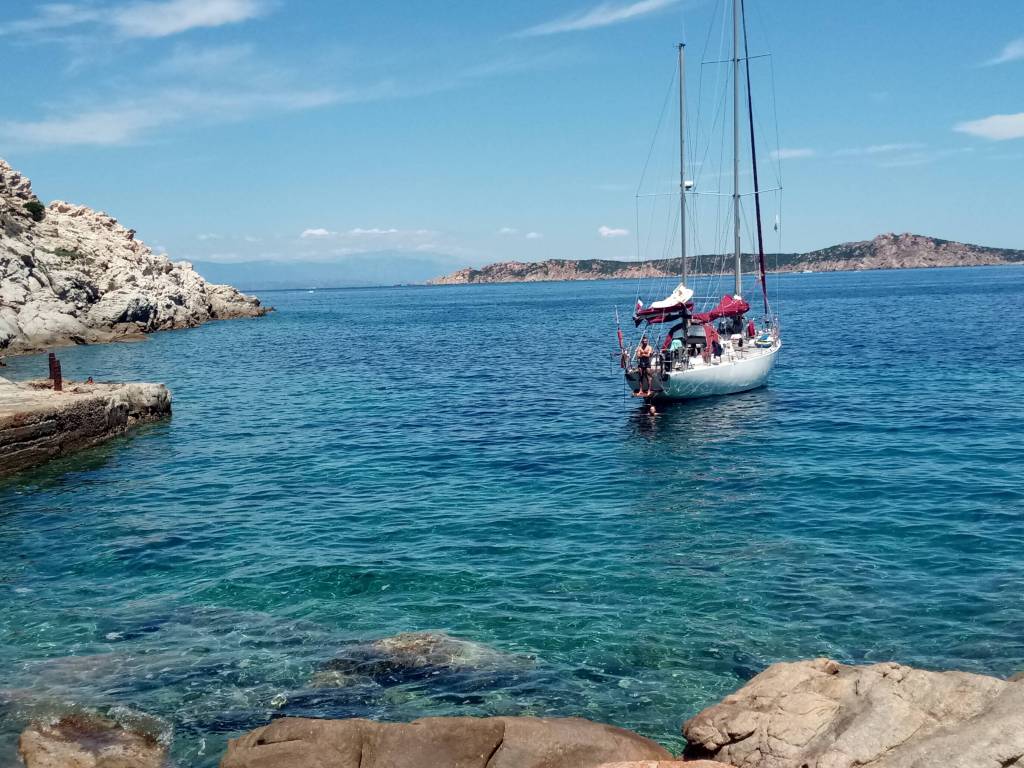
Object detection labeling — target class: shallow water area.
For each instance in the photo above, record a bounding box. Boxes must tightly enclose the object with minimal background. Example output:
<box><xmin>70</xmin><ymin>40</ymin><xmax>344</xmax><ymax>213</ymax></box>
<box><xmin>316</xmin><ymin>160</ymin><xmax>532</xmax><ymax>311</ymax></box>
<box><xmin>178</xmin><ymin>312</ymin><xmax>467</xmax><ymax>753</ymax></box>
<box><xmin>1</xmin><ymin>267</ymin><xmax>1023</xmax><ymax>766</ymax></box>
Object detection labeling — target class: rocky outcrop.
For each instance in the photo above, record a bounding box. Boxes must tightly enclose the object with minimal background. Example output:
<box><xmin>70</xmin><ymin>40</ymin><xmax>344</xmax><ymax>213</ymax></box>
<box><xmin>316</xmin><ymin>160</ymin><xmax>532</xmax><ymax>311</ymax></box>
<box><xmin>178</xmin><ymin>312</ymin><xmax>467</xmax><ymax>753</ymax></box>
<box><xmin>221</xmin><ymin>716</ymin><xmax>674</xmax><ymax>768</ymax></box>
<box><xmin>682</xmin><ymin>658</ymin><xmax>1024</xmax><ymax>768</ymax></box>
<box><xmin>0</xmin><ymin>158</ymin><xmax>269</xmax><ymax>355</ymax></box>
<box><xmin>313</xmin><ymin>631</ymin><xmax>534</xmax><ymax>688</ymax></box>
<box><xmin>428</xmin><ymin>233</ymin><xmax>1024</xmax><ymax>284</ymax></box>
<box><xmin>18</xmin><ymin>713</ymin><xmax>166</xmax><ymax>768</ymax></box>
<box><xmin>0</xmin><ymin>376</ymin><xmax>171</xmax><ymax>477</ymax></box>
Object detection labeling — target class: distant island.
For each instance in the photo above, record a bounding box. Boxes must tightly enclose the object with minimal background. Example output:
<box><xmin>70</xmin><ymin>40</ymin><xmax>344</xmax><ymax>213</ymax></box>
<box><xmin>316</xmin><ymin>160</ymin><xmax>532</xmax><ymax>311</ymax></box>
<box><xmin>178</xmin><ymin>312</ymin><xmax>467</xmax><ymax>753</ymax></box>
<box><xmin>428</xmin><ymin>233</ymin><xmax>1024</xmax><ymax>285</ymax></box>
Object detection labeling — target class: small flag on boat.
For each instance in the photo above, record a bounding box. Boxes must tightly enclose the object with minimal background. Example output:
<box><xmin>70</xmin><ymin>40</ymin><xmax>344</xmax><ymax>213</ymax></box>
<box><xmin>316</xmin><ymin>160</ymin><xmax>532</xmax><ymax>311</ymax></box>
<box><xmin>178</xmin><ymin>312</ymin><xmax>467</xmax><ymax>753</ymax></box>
<box><xmin>636</xmin><ymin>299</ymin><xmax>644</xmax><ymax>312</ymax></box>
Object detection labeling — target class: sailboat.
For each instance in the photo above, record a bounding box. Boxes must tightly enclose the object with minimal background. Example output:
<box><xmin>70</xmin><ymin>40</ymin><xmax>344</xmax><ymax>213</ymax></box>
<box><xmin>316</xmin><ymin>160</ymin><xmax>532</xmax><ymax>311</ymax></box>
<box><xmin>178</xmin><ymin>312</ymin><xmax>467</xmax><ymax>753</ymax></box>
<box><xmin>622</xmin><ymin>0</ymin><xmax>782</xmax><ymax>401</ymax></box>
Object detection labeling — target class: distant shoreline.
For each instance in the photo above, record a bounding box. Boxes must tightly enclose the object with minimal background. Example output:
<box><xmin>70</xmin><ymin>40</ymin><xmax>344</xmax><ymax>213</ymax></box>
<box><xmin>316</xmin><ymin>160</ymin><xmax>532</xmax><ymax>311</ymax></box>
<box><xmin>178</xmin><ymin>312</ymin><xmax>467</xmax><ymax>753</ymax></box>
<box><xmin>225</xmin><ymin>261</ymin><xmax>1022</xmax><ymax>294</ymax></box>
<box><xmin>427</xmin><ymin>233</ymin><xmax>1024</xmax><ymax>286</ymax></box>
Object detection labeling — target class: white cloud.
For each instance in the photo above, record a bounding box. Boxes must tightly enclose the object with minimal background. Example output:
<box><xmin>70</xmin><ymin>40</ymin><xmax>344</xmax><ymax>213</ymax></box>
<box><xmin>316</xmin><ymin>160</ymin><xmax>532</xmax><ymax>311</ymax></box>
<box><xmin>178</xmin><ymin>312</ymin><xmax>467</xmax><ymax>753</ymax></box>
<box><xmin>348</xmin><ymin>227</ymin><xmax>400</xmax><ymax>235</ymax></box>
<box><xmin>525</xmin><ymin>232</ymin><xmax>543</xmax><ymax>240</ymax></box>
<box><xmin>498</xmin><ymin>226</ymin><xmax>519</xmax><ymax>235</ymax></box>
<box><xmin>985</xmin><ymin>36</ymin><xmax>1024</xmax><ymax>66</ymax></box>
<box><xmin>770</xmin><ymin>147</ymin><xmax>815</xmax><ymax>160</ymax></box>
<box><xmin>954</xmin><ymin>113</ymin><xmax>1024</xmax><ymax>141</ymax></box>
<box><xmin>514</xmin><ymin>0</ymin><xmax>678</xmax><ymax>37</ymax></box>
<box><xmin>0</xmin><ymin>0</ymin><xmax>268</xmax><ymax>39</ymax></box>
<box><xmin>197</xmin><ymin>233</ymin><xmax>222</xmax><ymax>240</ymax></box>
<box><xmin>300</xmin><ymin>228</ymin><xmax>333</xmax><ymax>238</ymax></box>
<box><xmin>598</xmin><ymin>225</ymin><xmax>629</xmax><ymax>238</ymax></box>
<box><xmin>833</xmin><ymin>143</ymin><xmax>924</xmax><ymax>157</ymax></box>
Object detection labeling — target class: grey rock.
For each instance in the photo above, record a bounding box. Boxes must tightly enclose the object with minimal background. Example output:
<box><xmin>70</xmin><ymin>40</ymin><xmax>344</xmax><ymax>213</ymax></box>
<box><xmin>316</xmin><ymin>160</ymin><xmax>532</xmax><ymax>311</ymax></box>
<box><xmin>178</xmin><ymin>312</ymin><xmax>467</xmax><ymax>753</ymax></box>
<box><xmin>683</xmin><ymin>658</ymin><xmax>1024</xmax><ymax>768</ymax></box>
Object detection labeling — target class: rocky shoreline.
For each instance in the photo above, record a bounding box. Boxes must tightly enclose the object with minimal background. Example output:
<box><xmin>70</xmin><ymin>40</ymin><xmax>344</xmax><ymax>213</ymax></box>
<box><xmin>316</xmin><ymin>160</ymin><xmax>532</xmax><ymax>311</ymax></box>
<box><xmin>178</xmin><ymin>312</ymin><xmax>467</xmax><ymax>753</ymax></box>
<box><xmin>0</xmin><ymin>158</ymin><xmax>269</xmax><ymax>356</ymax></box>
<box><xmin>11</xmin><ymin>631</ymin><xmax>1024</xmax><ymax>768</ymax></box>
<box><xmin>428</xmin><ymin>233</ymin><xmax>1024</xmax><ymax>285</ymax></box>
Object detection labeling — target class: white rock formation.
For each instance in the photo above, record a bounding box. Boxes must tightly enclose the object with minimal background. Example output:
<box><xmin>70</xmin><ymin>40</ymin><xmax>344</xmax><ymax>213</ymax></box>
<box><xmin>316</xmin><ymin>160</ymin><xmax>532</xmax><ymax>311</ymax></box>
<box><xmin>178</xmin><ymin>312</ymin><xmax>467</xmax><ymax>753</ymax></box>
<box><xmin>0</xmin><ymin>158</ymin><xmax>268</xmax><ymax>354</ymax></box>
<box><xmin>683</xmin><ymin>658</ymin><xmax>1024</xmax><ymax>768</ymax></box>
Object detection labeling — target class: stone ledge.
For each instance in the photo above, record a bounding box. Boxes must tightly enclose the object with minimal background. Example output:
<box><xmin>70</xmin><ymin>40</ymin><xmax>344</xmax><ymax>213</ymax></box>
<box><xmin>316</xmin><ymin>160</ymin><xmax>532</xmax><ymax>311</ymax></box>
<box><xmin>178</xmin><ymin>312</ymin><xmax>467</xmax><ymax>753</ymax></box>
<box><xmin>0</xmin><ymin>376</ymin><xmax>171</xmax><ymax>477</ymax></box>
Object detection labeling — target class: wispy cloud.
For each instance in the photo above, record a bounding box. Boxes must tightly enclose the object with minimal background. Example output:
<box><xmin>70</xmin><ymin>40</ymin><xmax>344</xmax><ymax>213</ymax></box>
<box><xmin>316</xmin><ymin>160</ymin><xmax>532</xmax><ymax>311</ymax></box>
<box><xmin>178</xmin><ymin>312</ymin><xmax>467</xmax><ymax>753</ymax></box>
<box><xmin>833</xmin><ymin>143</ymin><xmax>924</xmax><ymax>157</ymax></box>
<box><xmin>348</xmin><ymin>227</ymin><xmax>400</xmax><ymax>235</ymax></box>
<box><xmin>525</xmin><ymin>232</ymin><xmax>544</xmax><ymax>240</ymax></box>
<box><xmin>984</xmin><ymin>36</ymin><xmax>1024</xmax><ymax>66</ymax></box>
<box><xmin>514</xmin><ymin>0</ymin><xmax>678</xmax><ymax>37</ymax></box>
<box><xmin>300</xmin><ymin>228</ymin><xmax>333</xmax><ymax>238</ymax></box>
<box><xmin>0</xmin><ymin>86</ymin><xmax>342</xmax><ymax>148</ymax></box>
<box><xmin>498</xmin><ymin>226</ymin><xmax>519</xmax><ymax>235</ymax></box>
<box><xmin>0</xmin><ymin>44</ymin><xmax>385</xmax><ymax>149</ymax></box>
<box><xmin>0</xmin><ymin>0</ymin><xmax>268</xmax><ymax>39</ymax></box>
<box><xmin>875</xmin><ymin>147</ymin><xmax>974</xmax><ymax>168</ymax></box>
<box><xmin>598</xmin><ymin>225</ymin><xmax>629</xmax><ymax>237</ymax></box>
<box><xmin>770</xmin><ymin>147</ymin><xmax>815</xmax><ymax>160</ymax></box>
<box><xmin>954</xmin><ymin>113</ymin><xmax>1024</xmax><ymax>141</ymax></box>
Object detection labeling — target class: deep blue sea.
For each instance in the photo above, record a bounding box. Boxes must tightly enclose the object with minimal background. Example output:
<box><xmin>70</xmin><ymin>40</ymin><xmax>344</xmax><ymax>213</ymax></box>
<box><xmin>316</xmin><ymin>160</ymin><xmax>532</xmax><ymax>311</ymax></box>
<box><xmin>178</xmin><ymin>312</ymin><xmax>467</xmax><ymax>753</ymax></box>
<box><xmin>1</xmin><ymin>267</ymin><xmax>1023</xmax><ymax>766</ymax></box>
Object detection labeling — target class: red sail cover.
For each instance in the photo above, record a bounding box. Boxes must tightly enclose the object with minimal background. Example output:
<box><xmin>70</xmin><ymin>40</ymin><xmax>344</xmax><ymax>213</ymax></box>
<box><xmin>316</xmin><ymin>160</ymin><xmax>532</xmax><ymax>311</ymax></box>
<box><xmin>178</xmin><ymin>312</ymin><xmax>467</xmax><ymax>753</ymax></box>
<box><xmin>634</xmin><ymin>301</ymin><xmax>693</xmax><ymax>325</ymax></box>
<box><xmin>691</xmin><ymin>295</ymin><xmax>750</xmax><ymax>324</ymax></box>
<box><xmin>634</xmin><ymin>294</ymin><xmax>749</xmax><ymax>326</ymax></box>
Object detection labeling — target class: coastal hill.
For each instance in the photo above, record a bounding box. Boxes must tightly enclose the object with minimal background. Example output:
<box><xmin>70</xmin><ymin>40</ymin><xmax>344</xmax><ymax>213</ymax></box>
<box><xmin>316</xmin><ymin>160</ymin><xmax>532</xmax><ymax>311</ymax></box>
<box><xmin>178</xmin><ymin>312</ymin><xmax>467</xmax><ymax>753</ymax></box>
<box><xmin>428</xmin><ymin>233</ymin><xmax>1024</xmax><ymax>285</ymax></box>
<box><xmin>0</xmin><ymin>158</ymin><xmax>268</xmax><ymax>355</ymax></box>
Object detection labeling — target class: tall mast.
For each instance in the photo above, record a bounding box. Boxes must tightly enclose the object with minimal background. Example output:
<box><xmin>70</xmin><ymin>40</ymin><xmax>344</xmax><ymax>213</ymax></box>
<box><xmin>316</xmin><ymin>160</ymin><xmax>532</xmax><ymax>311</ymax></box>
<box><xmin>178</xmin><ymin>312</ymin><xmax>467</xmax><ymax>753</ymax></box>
<box><xmin>731</xmin><ymin>0</ymin><xmax>742</xmax><ymax>296</ymax></box>
<box><xmin>678</xmin><ymin>43</ymin><xmax>687</xmax><ymax>285</ymax></box>
<box><xmin>741</xmin><ymin>0</ymin><xmax>769</xmax><ymax>315</ymax></box>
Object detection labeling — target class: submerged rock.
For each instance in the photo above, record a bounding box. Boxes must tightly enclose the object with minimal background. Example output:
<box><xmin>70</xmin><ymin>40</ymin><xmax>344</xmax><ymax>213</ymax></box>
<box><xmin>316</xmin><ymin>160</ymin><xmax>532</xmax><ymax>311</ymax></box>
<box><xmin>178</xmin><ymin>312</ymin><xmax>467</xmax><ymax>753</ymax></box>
<box><xmin>683</xmin><ymin>657</ymin><xmax>1024</xmax><ymax>768</ymax></box>
<box><xmin>0</xmin><ymin>158</ymin><xmax>269</xmax><ymax>355</ymax></box>
<box><xmin>313</xmin><ymin>631</ymin><xmax>534</xmax><ymax>688</ymax></box>
<box><xmin>18</xmin><ymin>713</ymin><xmax>166</xmax><ymax>768</ymax></box>
<box><xmin>222</xmin><ymin>715</ymin><xmax>672</xmax><ymax>768</ymax></box>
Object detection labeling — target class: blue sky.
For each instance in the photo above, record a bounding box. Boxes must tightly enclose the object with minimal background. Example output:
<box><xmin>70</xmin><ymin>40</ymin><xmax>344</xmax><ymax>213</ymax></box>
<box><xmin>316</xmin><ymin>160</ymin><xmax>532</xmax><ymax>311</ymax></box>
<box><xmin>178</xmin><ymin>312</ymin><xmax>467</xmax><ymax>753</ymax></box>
<box><xmin>1</xmin><ymin>0</ymin><xmax>1022</xmax><ymax>281</ymax></box>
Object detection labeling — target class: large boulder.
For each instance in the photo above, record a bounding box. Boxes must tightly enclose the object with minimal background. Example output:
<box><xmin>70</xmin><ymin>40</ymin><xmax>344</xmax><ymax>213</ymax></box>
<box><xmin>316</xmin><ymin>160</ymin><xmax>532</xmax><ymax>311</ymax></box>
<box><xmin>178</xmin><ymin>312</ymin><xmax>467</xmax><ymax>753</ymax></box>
<box><xmin>222</xmin><ymin>716</ymin><xmax>673</xmax><ymax>768</ymax></box>
<box><xmin>18</xmin><ymin>713</ymin><xmax>166</xmax><ymax>768</ymax></box>
<box><xmin>682</xmin><ymin>658</ymin><xmax>1024</xmax><ymax>768</ymax></box>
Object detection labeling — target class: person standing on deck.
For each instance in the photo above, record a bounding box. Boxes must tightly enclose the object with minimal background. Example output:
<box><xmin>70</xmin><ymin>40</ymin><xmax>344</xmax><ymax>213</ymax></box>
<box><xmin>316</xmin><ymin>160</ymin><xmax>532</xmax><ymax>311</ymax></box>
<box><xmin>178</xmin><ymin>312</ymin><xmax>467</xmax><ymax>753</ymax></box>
<box><xmin>636</xmin><ymin>336</ymin><xmax>654</xmax><ymax>395</ymax></box>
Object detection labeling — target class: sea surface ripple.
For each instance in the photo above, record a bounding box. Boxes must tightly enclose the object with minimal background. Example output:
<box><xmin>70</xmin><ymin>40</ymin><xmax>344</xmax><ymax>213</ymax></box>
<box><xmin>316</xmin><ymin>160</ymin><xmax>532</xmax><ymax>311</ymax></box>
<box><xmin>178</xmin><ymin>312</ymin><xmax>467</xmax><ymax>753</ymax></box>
<box><xmin>1</xmin><ymin>267</ymin><xmax>1022</xmax><ymax>765</ymax></box>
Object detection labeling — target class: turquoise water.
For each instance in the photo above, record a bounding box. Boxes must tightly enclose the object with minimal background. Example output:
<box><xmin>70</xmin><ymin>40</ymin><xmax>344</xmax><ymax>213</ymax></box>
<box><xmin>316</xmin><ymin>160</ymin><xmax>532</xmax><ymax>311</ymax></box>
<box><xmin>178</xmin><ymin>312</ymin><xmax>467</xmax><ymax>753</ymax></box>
<box><xmin>1</xmin><ymin>267</ymin><xmax>1023</xmax><ymax>766</ymax></box>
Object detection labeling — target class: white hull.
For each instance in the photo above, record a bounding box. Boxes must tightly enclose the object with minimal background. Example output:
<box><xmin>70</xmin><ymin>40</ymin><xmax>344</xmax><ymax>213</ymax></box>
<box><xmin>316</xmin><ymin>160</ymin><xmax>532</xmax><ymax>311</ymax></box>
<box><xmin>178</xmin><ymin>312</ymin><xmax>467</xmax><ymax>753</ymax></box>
<box><xmin>626</xmin><ymin>340</ymin><xmax>781</xmax><ymax>400</ymax></box>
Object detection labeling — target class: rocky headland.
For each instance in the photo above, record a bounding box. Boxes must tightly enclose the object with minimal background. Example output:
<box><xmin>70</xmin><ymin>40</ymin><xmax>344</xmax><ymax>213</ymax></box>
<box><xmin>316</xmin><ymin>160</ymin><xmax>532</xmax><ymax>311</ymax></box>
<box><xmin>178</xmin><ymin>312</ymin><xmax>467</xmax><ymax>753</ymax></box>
<box><xmin>0</xmin><ymin>158</ymin><xmax>269</xmax><ymax>356</ymax></box>
<box><xmin>428</xmin><ymin>233</ymin><xmax>1024</xmax><ymax>284</ymax></box>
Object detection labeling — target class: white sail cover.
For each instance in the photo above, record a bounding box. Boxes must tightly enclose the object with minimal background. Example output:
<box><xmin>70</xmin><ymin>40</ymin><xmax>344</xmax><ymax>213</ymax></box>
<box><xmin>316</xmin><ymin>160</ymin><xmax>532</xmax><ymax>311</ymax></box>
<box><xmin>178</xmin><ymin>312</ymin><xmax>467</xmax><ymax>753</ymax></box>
<box><xmin>649</xmin><ymin>282</ymin><xmax>693</xmax><ymax>310</ymax></box>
